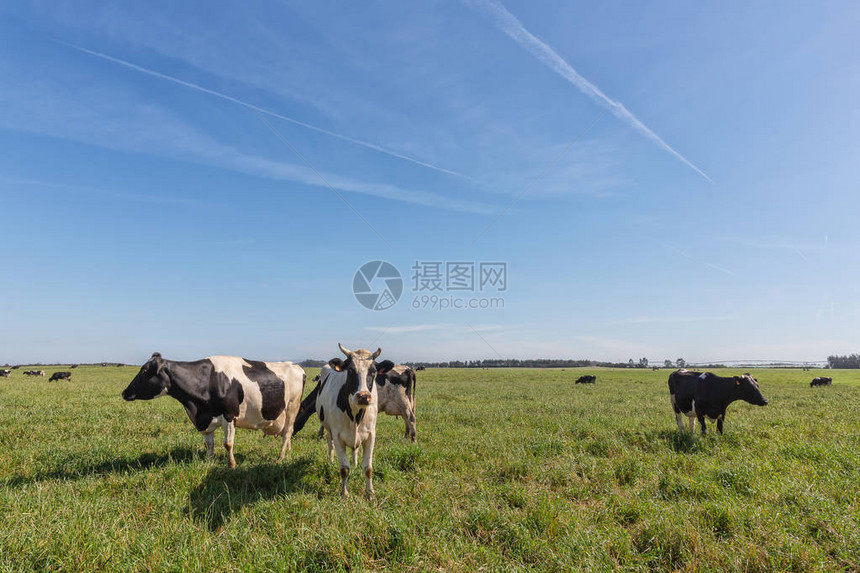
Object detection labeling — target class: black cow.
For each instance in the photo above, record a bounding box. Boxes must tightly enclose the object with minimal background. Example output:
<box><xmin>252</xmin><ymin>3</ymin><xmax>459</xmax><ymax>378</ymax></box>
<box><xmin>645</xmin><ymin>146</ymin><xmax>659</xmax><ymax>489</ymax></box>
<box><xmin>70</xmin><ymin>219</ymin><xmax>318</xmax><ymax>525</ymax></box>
<box><xmin>49</xmin><ymin>372</ymin><xmax>72</xmax><ymax>381</ymax></box>
<box><xmin>416</xmin><ymin>366</ymin><xmax>426</xmax><ymax>371</ymax></box>
<box><xmin>669</xmin><ymin>370</ymin><xmax>768</xmax><ymax>434</ymax></box>
<box><xmin>575</xmin><ymin>375</ymin><xmax>596</xmax><ymax>384</ymax></box>
<box><xmin>810</xmin><ymin>377</ymin><xmax>832</xmax><ymax>387</ymax></box>
<box><xmin>121</xmin><ymin>353</ymin><xmax>305</xmax><ymax>468</ymax></box>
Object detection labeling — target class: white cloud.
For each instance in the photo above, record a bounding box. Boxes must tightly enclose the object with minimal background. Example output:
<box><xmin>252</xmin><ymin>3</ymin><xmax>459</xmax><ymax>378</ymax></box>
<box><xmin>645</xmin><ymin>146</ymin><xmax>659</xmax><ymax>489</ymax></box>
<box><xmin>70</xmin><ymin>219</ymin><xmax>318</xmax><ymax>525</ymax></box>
<box><xmin>0</xmin><ymin>64</ymin><xmax>493</xmax><ymax>214</ymax></box>
<box><xmin>465</xmin><ymin>0</ymin><xmax>712</xmax><ymax>182</ymax></box>
<box><xmin>59</xmin><ymin>41</ymin><xmax>470</xmax><ymax>180</ymax></box>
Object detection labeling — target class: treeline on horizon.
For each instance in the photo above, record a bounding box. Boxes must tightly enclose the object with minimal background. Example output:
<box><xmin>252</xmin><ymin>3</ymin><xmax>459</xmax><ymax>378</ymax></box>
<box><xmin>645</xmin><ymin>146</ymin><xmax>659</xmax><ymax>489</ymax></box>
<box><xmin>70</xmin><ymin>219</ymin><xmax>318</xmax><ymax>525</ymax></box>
<box><xmin>299</xmin><ymin>358</ymin><xmax>733</xmax><ymax>369</ymax></box>
<box><xmin>4</xmin><ymin>355</ymin><xmax>848</xmax><ymax>369</ymax></box>
<box><xmin>826</xmin><ymin>354</ymin><xmax>860</xmax><ymax>368</ymax></box>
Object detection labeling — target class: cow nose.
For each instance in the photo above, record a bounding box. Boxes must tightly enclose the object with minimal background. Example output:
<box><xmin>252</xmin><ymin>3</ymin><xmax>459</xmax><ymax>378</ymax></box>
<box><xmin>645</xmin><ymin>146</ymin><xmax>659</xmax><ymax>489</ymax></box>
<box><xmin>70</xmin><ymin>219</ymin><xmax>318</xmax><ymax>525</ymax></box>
<box><xmin>356</xmin><ymin>391</ymin><xmax>371</xmax><ymax>404</ymax></box>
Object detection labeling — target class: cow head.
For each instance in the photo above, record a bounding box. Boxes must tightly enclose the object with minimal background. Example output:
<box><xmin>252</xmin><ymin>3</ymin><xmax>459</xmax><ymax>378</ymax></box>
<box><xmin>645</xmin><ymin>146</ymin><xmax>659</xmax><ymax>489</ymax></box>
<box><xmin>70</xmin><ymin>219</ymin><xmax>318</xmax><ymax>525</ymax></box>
<box><xmin>122</xmin><ymin>352</ymin><xmax>170</xmax><ymax>401</ymax></box>
<box><xmin>375</xmin><ymin>360</ymin><xmax>395</xmax><ymax>378</ymax></box>
<box><xmin>735</xmin><ymin>373</ymin><xmax>768</xmax><ymax>406</ymax></box>
<box><xmin>338</xmin><ymin>343</ymin><xmax>381</xmax><ymax>407</ymax></box>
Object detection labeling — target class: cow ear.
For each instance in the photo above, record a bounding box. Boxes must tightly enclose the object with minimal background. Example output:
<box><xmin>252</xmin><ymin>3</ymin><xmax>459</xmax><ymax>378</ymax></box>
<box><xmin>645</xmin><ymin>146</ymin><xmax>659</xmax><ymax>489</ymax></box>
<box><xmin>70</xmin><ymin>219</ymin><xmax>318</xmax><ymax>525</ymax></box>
<box><xmin>734</xmin><ymin>377</ymin><xmax>741</xmax><ymax>386</ymax></box>
<box><xmin>151</xmin><ymin>352</ymin><xmax>162</xmax><ymax>360</ymax></box>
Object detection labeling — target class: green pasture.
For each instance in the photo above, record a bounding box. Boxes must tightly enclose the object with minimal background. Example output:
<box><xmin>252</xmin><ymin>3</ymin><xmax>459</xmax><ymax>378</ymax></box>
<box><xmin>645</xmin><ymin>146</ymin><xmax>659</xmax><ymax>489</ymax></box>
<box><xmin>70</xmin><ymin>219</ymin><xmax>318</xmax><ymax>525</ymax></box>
<box><xmin>0</xmin><ymin>365</ymin><xmax>857</xmax><ymax>571</ymax></box>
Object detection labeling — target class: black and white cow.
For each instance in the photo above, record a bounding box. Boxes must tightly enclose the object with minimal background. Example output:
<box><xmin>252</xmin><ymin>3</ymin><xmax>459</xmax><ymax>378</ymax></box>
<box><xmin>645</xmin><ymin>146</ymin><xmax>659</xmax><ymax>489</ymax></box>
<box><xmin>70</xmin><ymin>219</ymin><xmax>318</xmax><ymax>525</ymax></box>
<box><xmin>36</xmin><ymin>370</ymin><xmax>45</xmax><ymax>377</ymax></box>
<box><xmin>48</xmin><ymin>372</ymin><xmax>71</xmax><ymax>381</ymax></box>
<box><xmin>375</xmin><ymin>360</ymin><xmax>417</xmax><ymax>442</ymax></box>
<box><xmin>292</xmin><ymin>358</ymin><xmax>343</xmax><ymax>436</ymax></box>
<box><xmin>121</xmin><ymin>353</ymin><xmax>305</xmax><ymax>468</ymax></box>
<box><xmin>810</xmin><ymin>376</ymin><xmax>833</xmax><ymax>387</ymax></box>
<box><xmin>0</xmin><ymin>370</ymin><xmax>10</xmax><ymax>378</ymax></box>
<box><xmin>575</xmin><ymin>375</ymin><xmax>596</xmax><ymax>384</ymax></box>
<box><xmin>316</xmin><ymin>344</ymin><xmax>381</xmax><ymax>499</ymax></box>
<box><xmin>668</xmin><ymin>369</ymin><xmax>768</xmax><ymax>434</ymax></box>
<box><xmin>294</xmin><ymin>358</ymin><xmax>417</xmax><ymax>442</ymax></box>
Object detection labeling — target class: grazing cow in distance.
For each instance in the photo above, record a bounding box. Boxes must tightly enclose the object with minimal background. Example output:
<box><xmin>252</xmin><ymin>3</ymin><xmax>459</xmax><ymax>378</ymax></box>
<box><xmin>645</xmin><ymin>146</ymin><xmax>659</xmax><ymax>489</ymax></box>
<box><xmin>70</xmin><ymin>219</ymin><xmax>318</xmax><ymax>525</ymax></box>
<box><xmin>668</xmin><ymin>369</ymin><xmax>768</xmax><ymax>434</ymax></box>
<box><xmin>49</xmin><ymin>372</ymin><xmax>72</xmax><ymax>381</ymax></box>
<box><xmin>121</xmin><ymin>352</ymin><xmax>305</xmax><ymax>468</ymax></box>
<box><xmin>0</xmin><ymin>370</ymin><xmax>10</xmax><ymax>378</ymax></box>
<box><xmin>375</xmin><ymin>360</ymin><xmax>417</xmax><ymax>442</ymax></box>
<box><xmin>316</xmin><ymin>344</ymin><xmax>381</xmax><ymax>499</ymax></box>
<box><xmin>810</xmin><ymin>377</ymin><xmax>833</xmax><ymax>387</ymax></box>
<box><xmin>36</xmin><ymin>370</ymin><xmax>45</xmax><ymax>377</ymax></box>
<box><xmin>415</xmin><ymin>366</ymin><xmax>426</xmax><ymax>371</ymax></box>
<box><xmin>575</xmin><ymin>375</ymin><xmax>596</xmax><ymax>384</ymax></box>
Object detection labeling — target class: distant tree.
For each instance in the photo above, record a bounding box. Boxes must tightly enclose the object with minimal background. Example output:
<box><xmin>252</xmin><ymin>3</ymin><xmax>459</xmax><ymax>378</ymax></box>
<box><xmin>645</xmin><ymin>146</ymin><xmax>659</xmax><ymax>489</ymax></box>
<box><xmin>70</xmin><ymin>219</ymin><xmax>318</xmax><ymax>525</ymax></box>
<box><xmin>676</xmin><ymin>358</ymin><xmax>686</xmax><ymax>368</ymax></box>
<box><xmin>827</xmin><ymin>354</ymin><xmax>860</xmax><ymax>369</ymax></box>
<box><xmin>664</xmin><ymin>359</ymin><xmax>674</xmax><ymax>368</ymax></box>
<box><xmin>638</xmin><ymin>357</ymin><xmax>649</xmax><ymax>368</ymax></box>
<box><xmin>627</xmin><ymin>359</ymin><xmax>635</xmax><ymax>368</ymax></box>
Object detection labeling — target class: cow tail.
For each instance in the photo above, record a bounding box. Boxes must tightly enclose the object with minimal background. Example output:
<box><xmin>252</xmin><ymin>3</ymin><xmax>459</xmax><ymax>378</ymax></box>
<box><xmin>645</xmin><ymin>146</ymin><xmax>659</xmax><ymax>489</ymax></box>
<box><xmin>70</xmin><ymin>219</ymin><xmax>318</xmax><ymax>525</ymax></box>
<box><xmin>410</xmin><ymin>369</ymin><xmax>417</xmax><ymax>413</ymax></box>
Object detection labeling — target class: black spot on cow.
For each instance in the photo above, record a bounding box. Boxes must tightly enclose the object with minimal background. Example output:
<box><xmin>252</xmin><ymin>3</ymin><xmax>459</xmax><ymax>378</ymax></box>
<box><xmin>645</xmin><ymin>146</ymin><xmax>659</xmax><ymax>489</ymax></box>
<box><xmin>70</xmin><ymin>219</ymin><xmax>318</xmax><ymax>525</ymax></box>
<box><xmin>355</xmin><ymin>408</ymin><xmax>365</xmax><ymax>425</ymax></box>
<box><xmin>242</xmin><ymin>359</ymin><xmax>286</xmax><ymax>421</ymax></box>
<box><xmin>319</xmin><ymin>406</ymin><xmax>325</xmax><ymax>423</ymax></box>
<box><xmin>337</xmin><ymin>381</ymin><xmax>354</xmax><ymax>421</ymax></box>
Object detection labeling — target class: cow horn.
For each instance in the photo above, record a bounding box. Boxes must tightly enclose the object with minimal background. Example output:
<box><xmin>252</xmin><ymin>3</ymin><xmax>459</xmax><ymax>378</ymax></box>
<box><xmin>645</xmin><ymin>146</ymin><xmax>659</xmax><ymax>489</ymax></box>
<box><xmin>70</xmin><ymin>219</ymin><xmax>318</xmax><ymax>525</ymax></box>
<box><xmin>338</xmin><ymin>343</ymin><xmax>352</xmax><ymax>357</ymax></box>
<box><xmin>371</xmin><ymin>347</ymin><xmax>382</xmax><ymax>360</ymax></box>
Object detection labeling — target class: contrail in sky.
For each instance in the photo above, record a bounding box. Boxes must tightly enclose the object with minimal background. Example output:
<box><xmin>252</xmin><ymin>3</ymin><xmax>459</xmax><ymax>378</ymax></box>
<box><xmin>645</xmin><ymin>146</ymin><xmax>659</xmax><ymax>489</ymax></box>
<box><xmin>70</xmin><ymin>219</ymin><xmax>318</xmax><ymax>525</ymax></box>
<box><xmin>57</xmin><ymin>40</ymin><xmax>469</xmax><ymax>179</ymax></box>
<box><xmin>465</xmin><ymin>0</ymin><xmax>712</xmax><ymax>183</ymax></box>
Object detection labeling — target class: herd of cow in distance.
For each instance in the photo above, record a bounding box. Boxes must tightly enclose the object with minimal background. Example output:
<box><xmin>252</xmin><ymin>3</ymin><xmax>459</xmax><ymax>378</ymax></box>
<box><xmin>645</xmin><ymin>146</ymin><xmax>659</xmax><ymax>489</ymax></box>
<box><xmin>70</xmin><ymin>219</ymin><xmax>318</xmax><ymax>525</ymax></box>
<box><xmin>1</xmin><ymin>348</ymin><xmax>838</xmax><ymax>499</ymax></box>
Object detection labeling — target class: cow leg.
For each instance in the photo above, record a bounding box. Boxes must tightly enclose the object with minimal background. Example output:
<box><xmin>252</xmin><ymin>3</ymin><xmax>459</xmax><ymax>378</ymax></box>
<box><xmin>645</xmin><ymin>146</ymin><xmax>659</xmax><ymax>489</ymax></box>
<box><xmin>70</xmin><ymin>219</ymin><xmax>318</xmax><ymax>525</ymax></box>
<box><xmin>671</xmin><ymin>395</ymin><xmax>685</xmax><ymax>432</ymax></box>
<box><xmin>697</xmin><ymin>415</ymin><xmax>707</xmax><ymax>435</ymax></box>
<box><xmin>317</xmin><ymin>425</ymin><xmax>325</xmax><ymax>440</ymax></box>
<box><xmin>203</xmin><ymin>432</ymin><xmax>215</xmax><ymax>458</ymax></box>
<box><xmin>362</xmin><ymin>432</ymin><xmax>376</xmax><ymax>501</ymax></box>
<box><xmin>325</xmin><ymin>430</ymin><xmax>334</xmax><ymax>462</ymax></box>
<box><xmin>223</xmin><ymin>420</ymin><xmax>236</xmax><ymax>469</ymax></box>
<box><xmin>406</xmin><ymin>409</ymin><xmax>417</xmax><ymax>442</ymax></box>
<box><xmin>352</xmin><ymin>447</ymin><xmax>359</xmax><ymax>466</ymax></box>
<box><xmin>333</xmin><ymin>440</ymin><xmax>350</xmax><ymax>497</ymax></box>
<box><xmin>716</xmin><ymin>416</ymin><xmax>724</xmax><ymax>434</ymax></box>
<box><xmin>688</xmin><ymin>415</ymin><xmax>695</xmax><ymax>433</ymax></box>
<box><xmin>277</xmin><ymin>431</ymin><xmax>291</xmax><ymax>462</ymax></box>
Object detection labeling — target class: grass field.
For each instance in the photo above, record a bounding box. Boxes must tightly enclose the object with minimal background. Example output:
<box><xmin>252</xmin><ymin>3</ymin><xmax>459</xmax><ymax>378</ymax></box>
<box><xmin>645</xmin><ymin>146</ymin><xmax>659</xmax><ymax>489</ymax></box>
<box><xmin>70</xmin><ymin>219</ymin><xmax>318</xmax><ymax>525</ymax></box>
<box><xmin>1</xmin><ymin>365</ymin><xmax>858</xmax><ymax>571</ymax></box>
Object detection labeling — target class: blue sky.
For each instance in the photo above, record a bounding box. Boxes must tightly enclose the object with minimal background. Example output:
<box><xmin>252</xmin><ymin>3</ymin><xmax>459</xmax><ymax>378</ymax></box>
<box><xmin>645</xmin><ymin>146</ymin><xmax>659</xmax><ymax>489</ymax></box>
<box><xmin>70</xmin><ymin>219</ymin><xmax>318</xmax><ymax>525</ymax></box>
<box><xmin>1</xmin><ymin>1</ymin><xmax>858</xmax><ymax>364</ymax></box>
